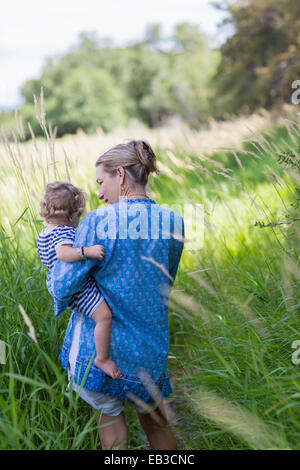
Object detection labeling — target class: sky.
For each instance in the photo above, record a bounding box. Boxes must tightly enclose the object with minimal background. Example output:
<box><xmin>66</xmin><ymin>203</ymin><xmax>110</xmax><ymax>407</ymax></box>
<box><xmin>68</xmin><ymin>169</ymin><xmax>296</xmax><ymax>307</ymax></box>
<box><xmin>0</xmin><ymin>0</ymin><xmax>229</xmax><ymax>109</ymax></box>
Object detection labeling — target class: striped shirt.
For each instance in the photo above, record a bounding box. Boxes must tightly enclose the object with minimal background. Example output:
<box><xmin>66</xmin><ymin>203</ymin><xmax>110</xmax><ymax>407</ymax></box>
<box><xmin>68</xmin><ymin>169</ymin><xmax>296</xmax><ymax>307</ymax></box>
<box><xmin>37</xmin><ymin>225</ymin><xmax>103</xmax><ymax>317</ymax></box>
<box><xmin>37</xmin><ymin>225</ymin><xmax>76</xmax><ymax>270</ymax></box>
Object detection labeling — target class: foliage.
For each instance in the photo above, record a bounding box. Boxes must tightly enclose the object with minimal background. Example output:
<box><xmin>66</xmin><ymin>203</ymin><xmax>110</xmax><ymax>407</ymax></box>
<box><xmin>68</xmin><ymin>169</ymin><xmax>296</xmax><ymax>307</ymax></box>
<box><xmin>213</xmin><ymin>0</ymin><xmax>300</xmax><ymax>115</ymax></box>
<box><xmin>1</xmin><ymin>106</ymin><xmax>300</xmax><ymax>448</ymax></box>
<box><xmin>254</xmin><ymin>146</ymin><xmax>300</xmax><ymax>227</ymax></box>
<box><xmin>17</xmin><ymin>25</ymin><xmax>218</xmax><ymax>137</ymax></box>
<box><xmin>2</xmin><ymin>2</ymin><xmax>300</xmax><ymax>137</ymax></box>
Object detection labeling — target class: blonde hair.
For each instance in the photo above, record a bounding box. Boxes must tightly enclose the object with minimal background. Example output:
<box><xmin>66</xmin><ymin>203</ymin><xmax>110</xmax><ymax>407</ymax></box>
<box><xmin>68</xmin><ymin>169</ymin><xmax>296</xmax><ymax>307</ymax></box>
<box><xmin>39</xmin><ymin>181</ymin><xmax>85</xmax><ymax>223</ymax></box>
<box><xmin>96</xmin><ymin>140</ymin><xmax>159</xmax><ymax>186</ymax></box>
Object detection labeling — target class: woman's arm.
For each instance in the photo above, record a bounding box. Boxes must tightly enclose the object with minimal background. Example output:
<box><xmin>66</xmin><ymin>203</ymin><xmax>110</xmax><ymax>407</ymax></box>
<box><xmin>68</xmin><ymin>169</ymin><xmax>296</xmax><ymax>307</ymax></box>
<box><xmin>49</xmin><ymin>211</ymin><xmax>106</xmax><ymax>316</ymax></box>
<box><xmin>56</xmin><ymin>244</ymin><xmax>105</xmax><ymax>262</ymax></box>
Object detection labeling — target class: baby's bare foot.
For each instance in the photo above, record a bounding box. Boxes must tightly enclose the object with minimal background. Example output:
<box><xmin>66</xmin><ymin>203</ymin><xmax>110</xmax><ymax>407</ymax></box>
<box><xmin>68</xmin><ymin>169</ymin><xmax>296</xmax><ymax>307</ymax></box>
<box><xmin>94</xmin><ymin>357</ymin><xmax>122</xmax><ymax>379</ymax></box>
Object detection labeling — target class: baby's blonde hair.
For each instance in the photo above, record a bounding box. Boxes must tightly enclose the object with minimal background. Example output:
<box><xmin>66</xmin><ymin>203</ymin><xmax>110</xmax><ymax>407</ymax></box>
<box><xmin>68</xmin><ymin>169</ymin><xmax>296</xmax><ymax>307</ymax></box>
<box><xmin>39</xmin><ymin>181</ymin><xmax>85</xmax><ymax>223</ymax></box>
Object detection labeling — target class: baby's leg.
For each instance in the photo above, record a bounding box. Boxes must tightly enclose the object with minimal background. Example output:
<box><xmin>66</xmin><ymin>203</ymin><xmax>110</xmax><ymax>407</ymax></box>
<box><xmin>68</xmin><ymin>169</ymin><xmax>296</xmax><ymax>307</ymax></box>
<box><xmin>92</xmin><ymin>300</ymin><xmax>122</xmax><ymax>379</ymax></box>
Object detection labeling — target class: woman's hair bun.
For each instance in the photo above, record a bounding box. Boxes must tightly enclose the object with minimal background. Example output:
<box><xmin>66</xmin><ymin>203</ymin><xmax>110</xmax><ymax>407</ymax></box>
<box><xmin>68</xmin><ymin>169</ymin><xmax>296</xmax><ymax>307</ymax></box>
<box><xmin>129</xmin><ymin>140</ymin><xmax>159</xmax><ymax>176</ymax></box>
<box><xmin>96</xmin><ymin>139</ymin><xmax>159</xmax><ymax>186</ymax></box>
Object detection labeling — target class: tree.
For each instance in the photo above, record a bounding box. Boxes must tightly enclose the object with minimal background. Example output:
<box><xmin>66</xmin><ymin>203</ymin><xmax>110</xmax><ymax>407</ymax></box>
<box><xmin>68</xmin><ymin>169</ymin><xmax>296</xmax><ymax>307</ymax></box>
<box><xmin>169</xmin><ymin>23</ymin><xmax>220</xmax><ymax>126</ymax></box>
<box><xmin>144</xmin><ymin>23</ymin><xmax>164</xmax><ymax>50</ymax></box>
<box><xmin>212</xmin><ymin>0</ymin><xmax>300</xmax><ymax>116</ymax></box>
<box><xmin>20</xmin><ymin>35</ymin><xmax>129</xmax><ymax>136</ymax></box>
<box><xmin>173</xmin><ymin>22</ymin><xmax>208</xmax><ymax>54</ymax></box>
<box><xmin>17</xmin><ymin>25</ymin><xmax>220</xmax><ymax>136</ymax></box>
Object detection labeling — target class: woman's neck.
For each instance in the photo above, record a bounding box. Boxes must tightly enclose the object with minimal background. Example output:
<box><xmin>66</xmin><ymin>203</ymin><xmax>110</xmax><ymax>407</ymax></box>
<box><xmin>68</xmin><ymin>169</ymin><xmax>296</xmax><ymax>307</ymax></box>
<box><xmin>120</xmin><ymin>185</ymin><xmax>148</xmax><ymax>200</ymax></box>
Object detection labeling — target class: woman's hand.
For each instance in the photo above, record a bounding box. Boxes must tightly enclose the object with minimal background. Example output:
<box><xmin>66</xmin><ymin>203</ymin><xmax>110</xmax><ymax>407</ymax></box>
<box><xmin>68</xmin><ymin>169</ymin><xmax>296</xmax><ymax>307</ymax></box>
<box><xmin>85</xmin><ymin>245</ymin><xmax>105</xmax><ymax>260</ymax></box>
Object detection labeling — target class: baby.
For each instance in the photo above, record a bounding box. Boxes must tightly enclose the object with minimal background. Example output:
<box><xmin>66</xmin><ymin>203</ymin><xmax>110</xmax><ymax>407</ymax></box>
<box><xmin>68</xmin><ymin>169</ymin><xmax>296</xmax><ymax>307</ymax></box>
<box><xmin>37</xmin><ymin>181</ymin><xmax>121</xmax><ymax>379</ymax></box>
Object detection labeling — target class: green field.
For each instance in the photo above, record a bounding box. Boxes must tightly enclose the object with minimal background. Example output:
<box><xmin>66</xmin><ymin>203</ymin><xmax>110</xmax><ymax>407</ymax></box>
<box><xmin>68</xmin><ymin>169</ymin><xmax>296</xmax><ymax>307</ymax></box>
<box><xmin>0</xmin><ymin>107</ymin><xmax>299</xmax><ymax>449</ymax></box>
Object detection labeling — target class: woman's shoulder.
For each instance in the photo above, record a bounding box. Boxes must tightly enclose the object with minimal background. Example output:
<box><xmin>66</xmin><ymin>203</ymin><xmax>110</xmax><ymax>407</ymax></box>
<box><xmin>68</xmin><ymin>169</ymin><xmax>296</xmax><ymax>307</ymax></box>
<box><xmin>81</xmin><ymin>204</ymin><xmax>122</xmax><ymax>222</ymax></box>
<box><xmin>80</xmin><ymin>203</ymin><xmax>184</xmax><ymax>228</ymax></box>
<box><xmin>81</xmin><ymin>208</ymin><xmax>108</xmax><ymax>223</ymax></box>
<box><xmin>154</xmin><ymin>203</ymin><xmax>184</xmax><ymax>225</ymax></box>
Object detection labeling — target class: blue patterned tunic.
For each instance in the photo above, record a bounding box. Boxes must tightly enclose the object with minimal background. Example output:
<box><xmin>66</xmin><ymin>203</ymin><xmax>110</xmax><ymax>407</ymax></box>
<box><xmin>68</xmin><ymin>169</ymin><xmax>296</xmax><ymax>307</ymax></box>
<box><xmin>49</xmin><ymin>198</ymin><xmax>184</xmax><ymax>403</ymax></box>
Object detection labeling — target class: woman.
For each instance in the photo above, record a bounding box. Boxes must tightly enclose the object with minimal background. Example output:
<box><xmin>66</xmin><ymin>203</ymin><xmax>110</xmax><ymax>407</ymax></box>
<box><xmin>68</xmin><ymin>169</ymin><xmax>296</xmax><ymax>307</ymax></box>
<box><xmin>50</xmin><ymin>140</ymin><xmax>185</xmax><ymax>450</ymax></box>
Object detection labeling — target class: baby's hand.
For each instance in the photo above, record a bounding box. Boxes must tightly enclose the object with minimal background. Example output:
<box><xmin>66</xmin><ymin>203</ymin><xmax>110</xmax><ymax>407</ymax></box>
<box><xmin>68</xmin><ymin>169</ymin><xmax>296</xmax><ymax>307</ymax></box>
<box><xmin>85</xmin><ymin>245</ymin><xmax>105</xmax><ymax>260</ymax></box>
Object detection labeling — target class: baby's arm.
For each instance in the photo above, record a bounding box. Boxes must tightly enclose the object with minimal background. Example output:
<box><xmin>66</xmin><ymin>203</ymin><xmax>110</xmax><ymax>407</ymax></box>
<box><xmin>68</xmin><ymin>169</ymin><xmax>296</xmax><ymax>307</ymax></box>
<box><xmin>56</xmin><ymin>244</ymin><xmax>104</xmax><ymax>262</ymax></box>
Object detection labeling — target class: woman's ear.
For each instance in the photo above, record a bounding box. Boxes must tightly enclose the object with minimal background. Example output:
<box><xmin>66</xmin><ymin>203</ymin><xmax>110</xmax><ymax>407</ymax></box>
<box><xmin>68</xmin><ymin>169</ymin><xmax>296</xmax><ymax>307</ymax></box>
<box><xmin>116</xmin><ymin>166</ymin><xmax>125</xmax><ymax>185</ymax></box>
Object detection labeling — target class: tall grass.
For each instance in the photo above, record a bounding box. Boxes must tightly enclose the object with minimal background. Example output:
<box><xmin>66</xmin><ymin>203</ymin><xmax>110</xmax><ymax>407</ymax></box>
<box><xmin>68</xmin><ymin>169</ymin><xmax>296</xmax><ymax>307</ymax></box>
<box><xmin>166</xmin><ymin>116</ymin><xmax>300</xmax><ymax>449</ymax></box>
<box><xmin>0</xmin><ymin>96</ymin><xmax>299</xmax><ymax>449</ymax></box>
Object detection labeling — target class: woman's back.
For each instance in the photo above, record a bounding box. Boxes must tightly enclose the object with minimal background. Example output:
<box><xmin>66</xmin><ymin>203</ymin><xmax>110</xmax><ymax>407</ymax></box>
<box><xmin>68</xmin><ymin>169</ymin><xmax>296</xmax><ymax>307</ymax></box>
<box><xmin>93</xmin><ymin>198</ymin><xmax>183</xmax><ymax>375</ymax></box>
<box><xmin>50</xmin><ymin>197</ymin><xmax>184</xmax><ymax>401</ymax></box>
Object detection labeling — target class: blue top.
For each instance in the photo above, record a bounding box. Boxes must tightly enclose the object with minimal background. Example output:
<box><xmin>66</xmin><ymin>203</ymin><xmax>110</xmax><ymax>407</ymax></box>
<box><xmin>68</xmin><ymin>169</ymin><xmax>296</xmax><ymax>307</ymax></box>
<box><xmin>49</xmin><ymin>198</ymin><xmax>185</xmax><ymax>403</ymax></box>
